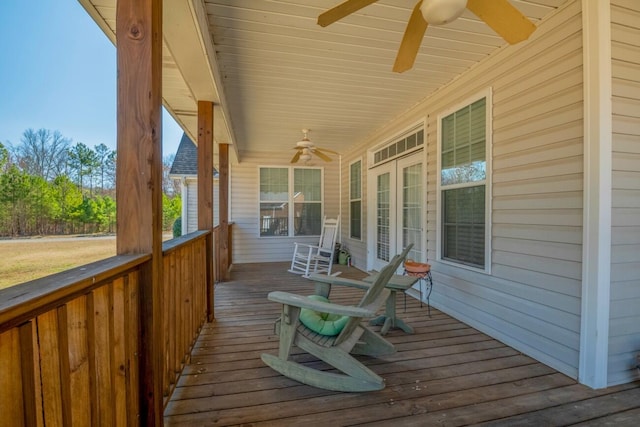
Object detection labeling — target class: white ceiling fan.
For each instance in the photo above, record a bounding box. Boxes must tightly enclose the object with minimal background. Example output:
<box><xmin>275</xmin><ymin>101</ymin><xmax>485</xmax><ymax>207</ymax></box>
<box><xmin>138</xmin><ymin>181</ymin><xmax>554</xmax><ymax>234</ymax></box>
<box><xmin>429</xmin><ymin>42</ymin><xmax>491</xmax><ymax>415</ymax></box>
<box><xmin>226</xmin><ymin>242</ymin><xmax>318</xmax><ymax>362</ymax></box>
<box><xmin>290</xmin><ymin>129</ymin><xmax>338</xmax><ymax>163</ymax></box>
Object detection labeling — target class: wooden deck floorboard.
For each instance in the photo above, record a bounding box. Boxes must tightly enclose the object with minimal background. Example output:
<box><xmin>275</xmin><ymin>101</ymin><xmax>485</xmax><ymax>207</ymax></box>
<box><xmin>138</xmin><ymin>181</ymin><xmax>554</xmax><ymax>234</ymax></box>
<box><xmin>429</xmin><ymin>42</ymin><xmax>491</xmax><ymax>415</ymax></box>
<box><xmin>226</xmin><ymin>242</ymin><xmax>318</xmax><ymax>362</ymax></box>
<box><xmin>164</xmin><ymin>262</ymin><xmax>639</xmax><ymax>426</ymax></box>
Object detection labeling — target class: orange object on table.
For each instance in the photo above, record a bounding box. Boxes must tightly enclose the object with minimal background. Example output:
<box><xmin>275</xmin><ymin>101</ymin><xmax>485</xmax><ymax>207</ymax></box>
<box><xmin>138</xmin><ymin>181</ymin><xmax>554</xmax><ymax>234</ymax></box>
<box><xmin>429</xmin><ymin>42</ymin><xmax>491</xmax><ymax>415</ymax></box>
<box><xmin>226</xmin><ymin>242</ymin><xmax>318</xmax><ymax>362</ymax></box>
<box><xmin>403</xmin><ymin>259</ymin><xmax>433</xmax><ymax>315</ymax></box>
<box><xmin>404</xmin><ymin>260</ymin><xmax>430</xmax><ymax>276</ymax></box>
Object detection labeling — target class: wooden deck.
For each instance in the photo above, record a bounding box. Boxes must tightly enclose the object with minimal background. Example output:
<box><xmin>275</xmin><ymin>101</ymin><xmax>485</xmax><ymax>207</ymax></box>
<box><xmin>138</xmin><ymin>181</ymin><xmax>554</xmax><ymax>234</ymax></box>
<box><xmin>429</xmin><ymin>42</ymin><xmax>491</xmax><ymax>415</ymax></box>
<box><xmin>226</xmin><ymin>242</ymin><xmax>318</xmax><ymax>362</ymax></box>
<box><xmin>164</xmin><ymin>263</ymin><xmax>640</xmax><ymax>426</ymax></box>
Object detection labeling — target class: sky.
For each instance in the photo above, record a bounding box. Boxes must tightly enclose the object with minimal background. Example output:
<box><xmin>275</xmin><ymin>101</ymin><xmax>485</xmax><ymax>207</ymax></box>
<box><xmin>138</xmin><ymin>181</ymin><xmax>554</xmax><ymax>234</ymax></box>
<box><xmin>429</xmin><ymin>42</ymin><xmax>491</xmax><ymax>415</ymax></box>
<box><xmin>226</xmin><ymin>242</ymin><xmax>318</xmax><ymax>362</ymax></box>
<box><xmin>0</xmin><ymin>1</ymin><xmax>184</xmax><ymax>156</ymax></box>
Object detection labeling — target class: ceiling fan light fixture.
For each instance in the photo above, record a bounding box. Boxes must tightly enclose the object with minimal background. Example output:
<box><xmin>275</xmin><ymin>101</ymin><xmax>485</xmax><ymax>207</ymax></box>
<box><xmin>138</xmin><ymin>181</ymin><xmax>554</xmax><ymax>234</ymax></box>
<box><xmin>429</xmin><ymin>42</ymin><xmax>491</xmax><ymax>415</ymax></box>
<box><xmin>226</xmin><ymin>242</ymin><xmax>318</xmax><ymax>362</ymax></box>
<box><xmin>420</xmin><ymin>0</ymin><xmax>467</xmax><ymax>25</ymax></box>
<box><xmin>299</xmin><ymin>153</ymin><xmax>312</xmax><ymax>162</ymax></box>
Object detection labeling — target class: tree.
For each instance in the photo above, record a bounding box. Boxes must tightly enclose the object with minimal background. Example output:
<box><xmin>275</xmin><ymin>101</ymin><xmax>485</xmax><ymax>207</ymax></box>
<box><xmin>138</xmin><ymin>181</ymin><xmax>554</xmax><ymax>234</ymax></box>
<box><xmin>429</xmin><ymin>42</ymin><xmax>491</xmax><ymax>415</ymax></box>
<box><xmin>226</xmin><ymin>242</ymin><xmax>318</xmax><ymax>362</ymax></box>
<box><xmin>94</xmin><ymin>143</ymin><xmax>116</xmax><ymax>192</ymax></box>
<box><xmin>14</xmin><ymin>128</ymin><xmax>70</xmax><ymax>181</ymax></box>
<box><xmin>0</xmin><ymin>142</ymin><xmax>9</xmax><ymax>172</ymax></box>
<box><xmin>162</xmin><ymin>153</ymin><xmax>181</xmax><ymax>196</ymax></box>
<box><xmin>105</xmin><ymin>150</ymin><xmax>117</xmax><ymax>190</ymax></box>
<box><xmin>68</xmin><ymin>142</ymin><xmax>99</xmax><ymax>194</ymax></box>
<box><xmin>51</xmin><ymin>175</ymin><xmax>83</xmax><ymax>234</ymax></box>
<box><xmin>163</xmin><ymin>193</ymin><xmax>182</xmax><ymax>231</ymax></box>
<box><xmin>0</xmin><ymin>165</ymin><xmax>30</xmax><ymax>235</ymax></box>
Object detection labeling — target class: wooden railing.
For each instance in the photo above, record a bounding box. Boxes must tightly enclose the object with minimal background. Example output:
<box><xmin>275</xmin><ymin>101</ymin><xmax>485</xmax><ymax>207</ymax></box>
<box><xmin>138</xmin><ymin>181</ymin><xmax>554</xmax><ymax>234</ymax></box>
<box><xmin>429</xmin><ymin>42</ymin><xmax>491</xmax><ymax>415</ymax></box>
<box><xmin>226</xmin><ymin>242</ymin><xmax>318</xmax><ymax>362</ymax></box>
<box><xmin>0</xmin><ymin>230</ymin><xmax>219</xmax><ymax>425</ymax></box>
<box><xmin>161</xmin><ymin>230</ymin><xmax>209</xmax><ymax>404</ymax></box>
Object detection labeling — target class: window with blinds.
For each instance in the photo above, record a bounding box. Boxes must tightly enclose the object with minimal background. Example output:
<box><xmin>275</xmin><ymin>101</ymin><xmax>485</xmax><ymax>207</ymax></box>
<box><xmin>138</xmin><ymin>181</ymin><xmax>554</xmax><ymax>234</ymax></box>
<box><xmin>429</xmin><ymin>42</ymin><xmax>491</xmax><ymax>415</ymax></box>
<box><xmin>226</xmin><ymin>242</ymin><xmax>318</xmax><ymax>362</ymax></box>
<box><xmin>440</xmin><ymin>96</ymin><xmax>488</xmax><ymax>268</ymax></box>
<box><xmin>349</xmin><ymin>159</ymin><xmax>362</xmax><ymax>240</ymax></box>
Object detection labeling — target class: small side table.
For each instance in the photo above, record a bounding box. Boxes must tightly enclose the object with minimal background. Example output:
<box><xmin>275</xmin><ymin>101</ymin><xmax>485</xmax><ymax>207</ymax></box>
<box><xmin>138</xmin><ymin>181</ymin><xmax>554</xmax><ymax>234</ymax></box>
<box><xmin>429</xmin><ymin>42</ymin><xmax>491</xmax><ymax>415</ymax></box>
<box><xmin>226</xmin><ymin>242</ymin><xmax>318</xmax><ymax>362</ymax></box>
<box><xmin>363</xmin><ymin>274</ymin><xmax>419</xmax><ymax>335</ymax></box>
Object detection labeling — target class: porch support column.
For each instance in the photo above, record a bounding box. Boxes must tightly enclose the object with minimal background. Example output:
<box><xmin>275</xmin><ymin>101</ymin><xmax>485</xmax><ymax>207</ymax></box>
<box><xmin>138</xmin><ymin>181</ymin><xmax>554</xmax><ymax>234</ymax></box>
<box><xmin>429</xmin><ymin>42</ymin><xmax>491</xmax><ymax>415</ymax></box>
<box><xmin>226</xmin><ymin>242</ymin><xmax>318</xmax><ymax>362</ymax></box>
<box><xmin>116</xmin><ymin>0</ymin><xmax>163</xmax><ymax>423</ymax></box>
<box><xmin>197</xmin><ymin>101</ymin><xmax>215</xmax><ymax>321</ymax></box>
<box><xmin>580</xmin><ymin>0</ymin><xmax>612</xmax><ymax>389</ymax></box>
<box><xmin>219</xmin><ymin>143</ymin><xmax>230</xmax><ymax>280</ymax></box>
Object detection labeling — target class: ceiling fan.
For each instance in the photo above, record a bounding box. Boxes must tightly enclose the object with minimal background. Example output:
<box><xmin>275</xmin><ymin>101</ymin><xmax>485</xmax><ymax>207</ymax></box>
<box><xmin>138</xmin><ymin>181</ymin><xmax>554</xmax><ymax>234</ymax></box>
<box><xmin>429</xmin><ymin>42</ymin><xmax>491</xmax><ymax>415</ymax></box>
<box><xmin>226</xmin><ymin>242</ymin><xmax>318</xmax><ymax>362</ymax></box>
<box><xmin>290</xmin><ymin>129</ymin><xmax>338</xmax><ymax>163</ymax></box>
<box><xmin>317</xmin><ymin>0</ymin><xmax>537</xmax><ymax>73</ymax></box>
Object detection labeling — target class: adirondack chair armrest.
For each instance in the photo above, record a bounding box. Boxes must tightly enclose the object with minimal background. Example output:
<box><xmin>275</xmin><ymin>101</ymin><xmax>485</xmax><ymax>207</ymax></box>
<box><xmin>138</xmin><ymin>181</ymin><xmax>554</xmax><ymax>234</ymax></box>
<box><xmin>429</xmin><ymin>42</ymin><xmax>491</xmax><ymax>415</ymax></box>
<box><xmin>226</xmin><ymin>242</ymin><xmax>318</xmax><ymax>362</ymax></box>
<box><xmin>267</xmin><ymin>291</ymin><xmax>379</xmax><ymax>318</ymax></box>
<box><xmin>308</xmin><ymin>274</ymin><xmax>371</xmax><ymax>291</ymax></box>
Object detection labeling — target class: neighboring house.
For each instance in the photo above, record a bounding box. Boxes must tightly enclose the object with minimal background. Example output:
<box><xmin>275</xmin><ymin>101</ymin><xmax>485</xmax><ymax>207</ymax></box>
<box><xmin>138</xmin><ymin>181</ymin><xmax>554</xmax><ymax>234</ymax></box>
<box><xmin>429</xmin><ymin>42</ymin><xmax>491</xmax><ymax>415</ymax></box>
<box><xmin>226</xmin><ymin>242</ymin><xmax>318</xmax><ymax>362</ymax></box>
<box><xmin>81</xmin><ymin>0</ymin><xmax>639</xmax><ymax>390</ymax></box>
<box><xmin>169</xmin><ymin>133</ymin><xmax>219</xmax><ymax>235</ymax></box>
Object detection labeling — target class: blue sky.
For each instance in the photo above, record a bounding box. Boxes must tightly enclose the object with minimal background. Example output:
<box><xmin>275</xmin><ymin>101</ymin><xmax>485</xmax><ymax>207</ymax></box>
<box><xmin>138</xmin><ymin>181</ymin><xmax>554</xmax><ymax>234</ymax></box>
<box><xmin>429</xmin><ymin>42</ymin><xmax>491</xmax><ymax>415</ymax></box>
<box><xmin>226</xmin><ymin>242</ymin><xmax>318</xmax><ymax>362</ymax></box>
<box><xmin>0</xmin><ymin>1</ymin><xmax>183</xmax><ymax>156</ymax></box>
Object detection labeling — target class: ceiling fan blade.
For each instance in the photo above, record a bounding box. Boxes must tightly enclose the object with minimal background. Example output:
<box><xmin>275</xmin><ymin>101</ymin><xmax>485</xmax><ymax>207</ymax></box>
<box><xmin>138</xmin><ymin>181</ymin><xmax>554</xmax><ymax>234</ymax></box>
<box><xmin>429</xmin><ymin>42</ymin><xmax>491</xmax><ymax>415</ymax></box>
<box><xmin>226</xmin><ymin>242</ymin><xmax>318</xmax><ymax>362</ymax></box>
<box><xmin>291</xmin><ymin>150</ymin><xmax>301</xmax><ymax>163</ymax></box>
<box><xmin>466</xmin><ymin>0</ymin><xmax>536</xmax><ymax>44</ymax></box>
<box><xmin>315</xmin><ymin>147</ymin><xmax>339</xmax><ymax>155</ymax></box>
<box><xmin>314</xmin><ymin>150</ymin><xmax>333</xmax><ymax>162</ymax></box>
<box><xmin>318</xmin><ymin>0</ymin><xmax>379</xmax><ymax>27</ymax></box>
<box><xmin>393</xmin><ymin>1</ymin><xmax>428</xmax><ymax>73</ymax></box>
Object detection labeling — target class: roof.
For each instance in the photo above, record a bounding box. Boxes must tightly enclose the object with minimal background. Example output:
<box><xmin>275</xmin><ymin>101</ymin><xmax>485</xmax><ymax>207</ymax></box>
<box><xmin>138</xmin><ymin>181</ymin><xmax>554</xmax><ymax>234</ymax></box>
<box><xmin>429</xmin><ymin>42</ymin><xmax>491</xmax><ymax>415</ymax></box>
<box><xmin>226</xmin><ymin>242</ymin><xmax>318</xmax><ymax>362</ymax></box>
<box><xmin>169</xmin><ymin>133</ymin><xmax>198</xmax><ymax>176</ymax></box>
<box><xmin>169</xmin><ymin>133</ymin><xmax>219</xmax><ymax>178</ymax></box>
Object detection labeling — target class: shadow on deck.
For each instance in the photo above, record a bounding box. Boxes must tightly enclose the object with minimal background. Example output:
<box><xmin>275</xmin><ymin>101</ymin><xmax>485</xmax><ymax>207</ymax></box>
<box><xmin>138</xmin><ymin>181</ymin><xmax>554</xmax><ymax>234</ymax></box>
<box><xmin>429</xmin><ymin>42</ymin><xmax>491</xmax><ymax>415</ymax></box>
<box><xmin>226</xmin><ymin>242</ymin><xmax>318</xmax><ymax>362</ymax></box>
<box><xmin>164</xmin><ymin>263</ymin><xmax>640</xmax><ymax>426</ymax></box>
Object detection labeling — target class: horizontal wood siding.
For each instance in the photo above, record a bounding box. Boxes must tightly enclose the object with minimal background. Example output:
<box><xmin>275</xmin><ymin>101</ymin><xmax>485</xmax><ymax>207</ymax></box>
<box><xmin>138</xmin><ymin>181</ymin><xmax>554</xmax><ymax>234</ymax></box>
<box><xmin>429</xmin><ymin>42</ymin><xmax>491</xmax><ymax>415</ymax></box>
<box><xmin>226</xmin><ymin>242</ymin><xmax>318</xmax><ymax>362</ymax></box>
<box><xmin>609</xmin><ymin>0</ymin><xmax>640</xmax><ymax>386</ymax></box>
<box><xmin>231</xmin><ymin>150</ymin><xmax>340</xmax><ymax>263</ymax></box>
<box><xmin>342</xmin><ymin>0</ymin><xmax>585</xmax><ymax>379</ymax></box>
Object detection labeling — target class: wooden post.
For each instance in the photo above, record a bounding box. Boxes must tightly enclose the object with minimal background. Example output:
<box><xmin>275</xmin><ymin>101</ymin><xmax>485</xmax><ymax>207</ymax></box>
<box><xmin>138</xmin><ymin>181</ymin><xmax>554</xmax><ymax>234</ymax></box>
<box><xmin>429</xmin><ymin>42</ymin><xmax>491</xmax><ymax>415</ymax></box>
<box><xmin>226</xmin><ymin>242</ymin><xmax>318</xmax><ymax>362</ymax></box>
<box><xmin>197</xmin><ymin>101</ymin><xmax>215</xmax><ymax>321</ymax></box>
<box><xmin>115</xmin><ymin>0</ymin><xmax>163</xmax><ymax>424</ymax></box>
<box><xmin>219</xmin><ymin>144</ymin><xmax>230</xmax><ymax>280</ymax></box>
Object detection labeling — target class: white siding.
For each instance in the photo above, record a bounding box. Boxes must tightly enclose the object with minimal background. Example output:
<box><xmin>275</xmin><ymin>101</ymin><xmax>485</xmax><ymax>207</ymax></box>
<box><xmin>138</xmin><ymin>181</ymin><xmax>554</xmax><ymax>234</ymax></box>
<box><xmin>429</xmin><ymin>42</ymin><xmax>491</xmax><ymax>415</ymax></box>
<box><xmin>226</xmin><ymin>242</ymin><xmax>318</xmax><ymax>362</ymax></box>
<box><xmin>609</xmin><ymin>0</ymin><xmax>640</xmax><ymax>386</ymax></box>
<box><xmin>341</xmin><ymin>0</ymin><xmax>585</xmax><ymax>378</ymax></box>
<box><xmin>183</xmin><ymin>177</ymin><xmax>220</xmax><ymax>234</ymax></box>
<box><xmin>230</xmin><ymin>150</ymin><xmax>340</xmax><ymax>263</ymax></box>
<box><xmin>186</xmin><ymin>179</ymin><xmax>198</xmax><ymax>234</ymax></box>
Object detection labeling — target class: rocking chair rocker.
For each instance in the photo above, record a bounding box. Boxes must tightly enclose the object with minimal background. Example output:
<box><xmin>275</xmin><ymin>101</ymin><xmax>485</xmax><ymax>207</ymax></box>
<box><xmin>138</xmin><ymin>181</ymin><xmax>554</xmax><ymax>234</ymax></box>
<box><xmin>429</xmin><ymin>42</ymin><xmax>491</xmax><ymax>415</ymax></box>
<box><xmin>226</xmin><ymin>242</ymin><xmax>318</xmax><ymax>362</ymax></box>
<box><xmin>262</xmin><ymin>244</ymin><xmax>413</xmax><ymax>392</ymax></box>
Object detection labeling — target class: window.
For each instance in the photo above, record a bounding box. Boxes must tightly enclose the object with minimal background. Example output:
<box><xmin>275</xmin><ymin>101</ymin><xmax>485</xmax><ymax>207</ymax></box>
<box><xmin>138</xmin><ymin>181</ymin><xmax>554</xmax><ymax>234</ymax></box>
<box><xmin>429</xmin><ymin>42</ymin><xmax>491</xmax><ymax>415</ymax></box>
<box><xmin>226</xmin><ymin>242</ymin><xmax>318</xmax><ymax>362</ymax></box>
<box><xmin>259</xmin><ymin>167</ymin><xmax>322</xmax><ymax>237</ymax></box>
<box><xmin>349</xmin><ymin>160</ymin><xmax>362</xmax><ymax>240</ymax></box>
<box><xmin>439</xmin><ymin>94</ymin><xmax>490</xmax><ymax>270</ymax></box>
<box><xmin>373</xmin><ymin>128</ymin><xmax>423</xmax><ymax>166</ymax></box>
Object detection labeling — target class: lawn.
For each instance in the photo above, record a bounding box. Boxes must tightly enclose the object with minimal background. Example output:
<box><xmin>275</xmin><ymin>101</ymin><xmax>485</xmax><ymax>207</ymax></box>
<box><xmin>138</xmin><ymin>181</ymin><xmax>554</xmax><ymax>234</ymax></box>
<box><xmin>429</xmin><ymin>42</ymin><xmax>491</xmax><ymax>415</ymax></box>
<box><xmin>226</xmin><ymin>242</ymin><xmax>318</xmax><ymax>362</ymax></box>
<box><xmin>0</xmin><ymin>236</ymin><xmax>117</xmax><ymax>289</ymax></box>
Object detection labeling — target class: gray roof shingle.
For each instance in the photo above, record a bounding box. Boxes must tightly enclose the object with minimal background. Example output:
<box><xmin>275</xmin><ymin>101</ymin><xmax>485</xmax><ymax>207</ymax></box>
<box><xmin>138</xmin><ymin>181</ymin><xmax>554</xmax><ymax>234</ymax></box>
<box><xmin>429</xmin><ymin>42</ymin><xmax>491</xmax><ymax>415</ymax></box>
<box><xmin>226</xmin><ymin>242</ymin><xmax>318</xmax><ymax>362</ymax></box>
<box><xmin>169</xmin><ymin>133</ymin><xmax>197</xmax><ymax>176</ymax></box>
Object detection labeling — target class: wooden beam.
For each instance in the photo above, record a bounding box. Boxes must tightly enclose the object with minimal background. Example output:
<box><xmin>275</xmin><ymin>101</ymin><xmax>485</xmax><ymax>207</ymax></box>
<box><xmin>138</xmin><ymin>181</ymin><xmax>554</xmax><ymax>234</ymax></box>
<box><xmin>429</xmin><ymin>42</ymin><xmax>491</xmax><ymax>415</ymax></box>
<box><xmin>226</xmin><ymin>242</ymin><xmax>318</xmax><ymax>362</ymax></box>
<box><xmin>197</xmin><ymin>101</ymin><xmax>215</xmax><ymax>321</ymax></box>
<box><xmin>197</xmin><ymin>101</ymin><xmax>214</xmax><ymax>230</ymax></box>
<box><xmin>219</xmin><ymin>144</ymin><xmax>230</xmax><ymax>281</ymax></box>
<box><xmin>115</xmin><ymin>0</ymin><xmax>163</xmax><ymax>424</ymax></box>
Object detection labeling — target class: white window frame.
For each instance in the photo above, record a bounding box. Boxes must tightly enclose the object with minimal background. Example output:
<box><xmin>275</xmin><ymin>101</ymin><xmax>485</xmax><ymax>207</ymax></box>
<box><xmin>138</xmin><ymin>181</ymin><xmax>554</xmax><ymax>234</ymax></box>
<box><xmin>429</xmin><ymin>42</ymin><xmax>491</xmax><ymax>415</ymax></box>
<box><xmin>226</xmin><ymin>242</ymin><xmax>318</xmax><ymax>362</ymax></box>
<box><xmin>349</xmin><ymin>158</ymin><xmax>363</xmax><ymax>240</ymax></box>
<box><xmin>258</xmin><ymin>166</ymin><xmax>324</xmax><ymax>238</ymax></box>
<box><xmin>436</xmin><ymin>88</ymin><xmax>492</xmax><ymax>273</ymax></box>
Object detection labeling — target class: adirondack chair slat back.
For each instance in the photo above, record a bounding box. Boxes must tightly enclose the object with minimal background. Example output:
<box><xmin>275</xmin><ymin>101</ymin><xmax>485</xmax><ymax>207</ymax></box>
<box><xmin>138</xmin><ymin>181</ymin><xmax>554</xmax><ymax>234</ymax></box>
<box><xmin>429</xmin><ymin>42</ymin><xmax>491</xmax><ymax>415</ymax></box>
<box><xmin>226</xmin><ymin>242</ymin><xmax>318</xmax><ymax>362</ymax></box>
<box><xmin>334</xmin><ymin>244</ymin><xmax>413</xmax><ymax>346</ymax></box>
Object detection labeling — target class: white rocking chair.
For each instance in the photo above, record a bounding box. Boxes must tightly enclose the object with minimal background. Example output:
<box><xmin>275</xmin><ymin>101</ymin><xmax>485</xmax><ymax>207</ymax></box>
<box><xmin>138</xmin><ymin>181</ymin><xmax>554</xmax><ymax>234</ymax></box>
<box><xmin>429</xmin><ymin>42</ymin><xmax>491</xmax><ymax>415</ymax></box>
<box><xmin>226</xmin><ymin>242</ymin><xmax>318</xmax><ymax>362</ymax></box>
<box><xmin>288</xmin><ymin>215</ymin><xmax>340</xmax><ymax>278</ymax></box>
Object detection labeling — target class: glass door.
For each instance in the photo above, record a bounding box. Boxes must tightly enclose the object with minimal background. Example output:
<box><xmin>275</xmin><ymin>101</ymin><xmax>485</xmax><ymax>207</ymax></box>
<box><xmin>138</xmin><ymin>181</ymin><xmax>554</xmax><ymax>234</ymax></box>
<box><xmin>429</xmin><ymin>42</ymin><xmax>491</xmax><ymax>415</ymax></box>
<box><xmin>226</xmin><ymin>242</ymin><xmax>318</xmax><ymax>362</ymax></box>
<box><xmin>369</xmin><ymin>153</ymin><xmax>424</xmax><ymax>270</ymax></box>
<box><xmin>371</xmin><ymin>162</ymin><xmax>396</xmax><ymax>271</ymax></box>
<box><xmin>397</xmin><ymin>156</ymin><xmax>424</xmax><ymax>264</ymax></box>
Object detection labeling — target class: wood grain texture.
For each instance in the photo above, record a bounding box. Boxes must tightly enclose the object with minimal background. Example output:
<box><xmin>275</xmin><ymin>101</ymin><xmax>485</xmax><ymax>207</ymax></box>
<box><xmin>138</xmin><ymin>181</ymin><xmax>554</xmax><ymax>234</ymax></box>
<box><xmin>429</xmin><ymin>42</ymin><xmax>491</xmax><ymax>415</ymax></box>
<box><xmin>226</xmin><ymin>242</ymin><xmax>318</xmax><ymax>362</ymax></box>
<box><xmin>66</xmin><ymin>297</ymin><xmax>92</xmax><ymax>425</ymax></box>
<box><xmin>88</xmin><ymin>285</ymin><xmax>114</xmax><ymax>427</ymax></box>
<box><xmin>218</xmin><ymin>143</ymin><xmax>230</xmax><ymax>281</ymax></box>
<box><xmin>163</xmin><ymin>262</ymin><xmax>640</xmax><ymax>425</ymax></box>
<box><xmin>197</xmin><ymin>100</ymin><xmax>214</xmax><ymax>231</ymax></box>
<box><xmin>0</xmin><ymin>328</ymin><xmax>25</xmax><ymax>427</ymax></box>
<box><xmin>19</xmin><ymin>322</ymin><xmax>38</xmax><ymax>427</ymax></box>
<box><xmin>115</xmin><ymin>0</ymin><xmax>164</xmax><ymax>422</ymax></box>
<box><xmin>111</xmin><ymin>277</ymin><xmax>128</xmax><ymax>427</ymax></box>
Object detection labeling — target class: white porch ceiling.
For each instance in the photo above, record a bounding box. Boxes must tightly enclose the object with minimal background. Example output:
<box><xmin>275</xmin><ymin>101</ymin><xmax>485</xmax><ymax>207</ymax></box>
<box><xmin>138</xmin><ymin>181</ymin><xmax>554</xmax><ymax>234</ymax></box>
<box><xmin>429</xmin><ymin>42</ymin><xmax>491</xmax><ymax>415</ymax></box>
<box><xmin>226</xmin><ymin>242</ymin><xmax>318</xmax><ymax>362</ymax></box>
<box><xmin>204</xmin><ymin>0</ymin><xmax>569</xmax><ymax>158</ymax></box>
<box><xmin>81</xmin><ymin>0</ymin><xmax>570</xmax><ymax>161</ymax></box>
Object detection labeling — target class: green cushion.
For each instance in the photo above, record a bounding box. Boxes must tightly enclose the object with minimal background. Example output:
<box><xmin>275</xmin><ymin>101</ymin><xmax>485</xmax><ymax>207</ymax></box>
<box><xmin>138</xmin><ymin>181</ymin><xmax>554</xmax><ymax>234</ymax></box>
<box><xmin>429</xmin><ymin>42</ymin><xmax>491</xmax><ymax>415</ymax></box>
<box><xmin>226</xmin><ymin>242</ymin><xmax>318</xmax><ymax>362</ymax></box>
<box><xmin>299</xmin><ymin>295</ymin><xmax>349</xmax><ymax>336</ymax></box>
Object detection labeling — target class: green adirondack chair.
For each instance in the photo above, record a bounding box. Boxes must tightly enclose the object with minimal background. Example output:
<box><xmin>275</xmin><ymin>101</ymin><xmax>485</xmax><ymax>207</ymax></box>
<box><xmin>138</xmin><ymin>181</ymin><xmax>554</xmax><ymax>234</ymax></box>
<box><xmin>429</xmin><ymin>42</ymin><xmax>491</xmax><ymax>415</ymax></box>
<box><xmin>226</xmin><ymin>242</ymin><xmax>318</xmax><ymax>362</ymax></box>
<box><xmin>261</xmin><ymin>244</ymin><xmax>412</xmax><ymax>392</ymax></box>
